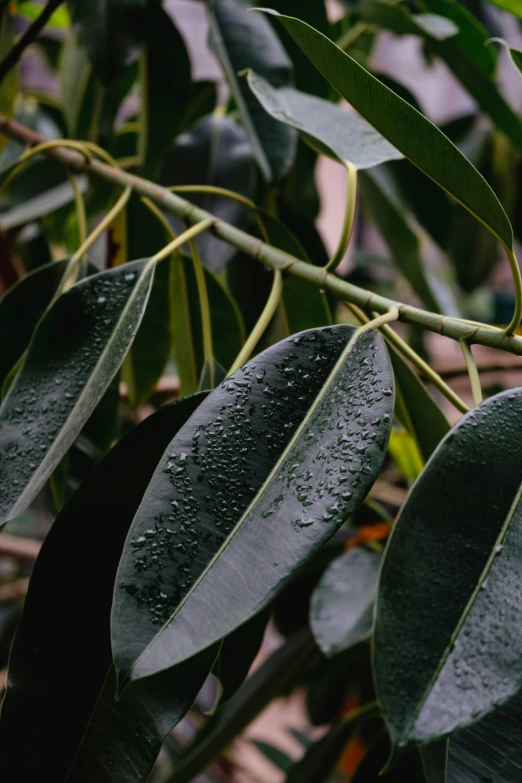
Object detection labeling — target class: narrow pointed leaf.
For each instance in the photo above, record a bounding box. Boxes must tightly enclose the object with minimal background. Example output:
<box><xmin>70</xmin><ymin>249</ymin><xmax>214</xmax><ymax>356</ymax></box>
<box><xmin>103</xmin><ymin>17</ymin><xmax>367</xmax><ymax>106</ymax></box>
<box><xmin>389</xmin><ymin>345</ymin><xmax>450</xmax><ymax>462</ymax></box>
<box><xmin>0</xmin><ymin>258</ymin><xmax>70</xmax><ymax>388</ymax></box>
<box><xmin>68</xmin><ymin>0</ymin><xmax>147</xmax><ymax>85</ymax></box>
<box><xmin>359</xmin><ymin>0</ymin><xmax>458</xmax><ymax>41</ymax></box>
<box><xmin>374</xmin><ymin>388</ymin><xmax>522</xmax><ymax>751</ymax></box>
<box><xmin>0</xmin><ymin>178</ymin><xmax>87</xmax><ymax>230</ymax></box>
<box><xmin>112</xmin><ymin>325</ymin><xmax>394</xmax><ymax>684</ymax></box>
<box><xmin>208</xmin><ymin>0</ymin><xmax>297</xmax><ymax>182</ymax></box>
<box><xmin>265</xmin><ymin>11</ymin><xmax>514</xmax><ymax>250</ymax></box>
<box><xmin>0</xmin><ymin>393</ymin><xmax>214</xmax><ymax>783</ymax></box>
<box><xmin>423</xmin><ymin>740</ymin><xmax>449</xmax><ymax>783</ymax></box>
<box><xmin>0</xmin><ymin>260</ymin><xmax>154</xmax><ymax>525</ymax></box>
<box><xmin>310</xmin><ymin>548</ymin><xmax>382</xmax><ymax>657</ymax></box>
<box><xmin>246</xmin><ymin>71</ymin><xmax>403</xmax><ymax>170</ymax></box>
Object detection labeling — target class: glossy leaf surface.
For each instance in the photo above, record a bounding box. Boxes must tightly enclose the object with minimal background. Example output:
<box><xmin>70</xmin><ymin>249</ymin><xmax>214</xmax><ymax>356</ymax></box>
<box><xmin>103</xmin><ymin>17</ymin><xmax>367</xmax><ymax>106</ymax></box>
<box><xmin>310</xmin><ymin>547</ymin><xmax>382</xmax><ymax>657</ymax></box>
<box><xmin>266</xmin><ymin>11</ymin><xmax>513</xmax><ymax>249</ymax></box>
<box><xmin>0</xmin><ymin>259</ymin><xmax>70</xmax><ymax>389</ymax></box>
<box><xmin>112</xmin><ymin>325</ymin><xmax>394</xmax><ymax>684</ymax></box>
<box><xmin>0</xmin><ymin>260</ymin><xmax>154</xmax><ymax>525</ymax></box>
<box><xmin>0</xmin><ymin>394</ymin><xmax>214</xmax><ymax>782</ymax></box>
<box><xmin>209</xmin><ymin>0</ymin><xmax>297</xmax><ymax>182</ymax></box>
<box><xmin>247</xmin><ymin>71</ymin><xmax>403</xmax><ymax>169</ymax></box>
<box><xmin>375</xmin><ymin>388</ymin><xmax>522</xmax><ymax>751</ymax></box>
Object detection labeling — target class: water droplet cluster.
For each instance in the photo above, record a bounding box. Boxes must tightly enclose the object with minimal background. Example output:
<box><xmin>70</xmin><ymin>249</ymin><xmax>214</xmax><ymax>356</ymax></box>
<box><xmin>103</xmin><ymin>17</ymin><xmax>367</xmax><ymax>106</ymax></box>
<box><xmin>375</xmin><ymin>388</ymin><xmax>522</xmax><ymax>746</ymax></box>
<box><xmin>118</xmin><ymin>325</ymin><xmax>393</xmax><ymax>640</ymax></box>
<box><xmin>0</xmin><ymin>261</ymin><xmax>149</xmax><ymax>520</ymax></box>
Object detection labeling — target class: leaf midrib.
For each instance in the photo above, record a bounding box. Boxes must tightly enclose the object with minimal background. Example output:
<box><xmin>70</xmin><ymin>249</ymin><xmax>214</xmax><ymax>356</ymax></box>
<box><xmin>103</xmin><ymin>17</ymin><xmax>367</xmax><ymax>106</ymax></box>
<box><xmin>126</xmin><ymin>327</ymin><xmax>365</xmax><ymax>681</ymax></box>
<box><xmin>6</xmin><ymin>261</ymin><xmax>154</xmax><ymax>522</ymax></box>
<box><xmin>399</xmin><ymin>459</ymin><xmax>522</xmax><ymax>744</ymax></box>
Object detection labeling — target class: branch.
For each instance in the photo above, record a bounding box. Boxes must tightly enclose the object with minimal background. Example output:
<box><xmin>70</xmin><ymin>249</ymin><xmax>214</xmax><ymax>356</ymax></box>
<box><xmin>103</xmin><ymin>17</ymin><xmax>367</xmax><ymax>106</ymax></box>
<box><xmin>1</xmin><ymin>113</ymin><xmax>522</xmax><ymax>358</ymax></box>
<box><xmin>0</xmin><ymin>0</ymin><xmax>66</xmax><ymax>85</ymax></box>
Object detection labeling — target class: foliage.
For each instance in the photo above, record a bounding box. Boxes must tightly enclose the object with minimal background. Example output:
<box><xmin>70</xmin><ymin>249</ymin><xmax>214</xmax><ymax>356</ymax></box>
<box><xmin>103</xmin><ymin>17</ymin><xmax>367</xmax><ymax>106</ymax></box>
<box><xmin>1</xmin><ymin>0</ymin><xmax>522</xmax><ymax>780</ymax></box>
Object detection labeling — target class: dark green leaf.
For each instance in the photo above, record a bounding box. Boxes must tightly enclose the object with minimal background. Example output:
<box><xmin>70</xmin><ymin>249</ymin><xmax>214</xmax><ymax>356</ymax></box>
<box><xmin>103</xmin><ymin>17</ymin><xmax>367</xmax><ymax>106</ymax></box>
<box><xmin>359</xmin><ymin>0</ymin><xmax>459</xmax><ymax>40</ymax></box>
<box><xmin>60</xmin><ymin>28</ymin><xmax>95</xmax><ymax>137</ymax></box>
<box><xmin>375</xmin><ymin>388</ymin><xmax>522</xmax><ymax>752</ymax></box>
<box><xmin>310</xmin><ymin>548</ymin><xmax>382</xmax><ymax>658</ymax></box>
<box><xmin>208</xmin><ymin>0</ymin><xmax>297</xmax><ymax>182</ymax></box>
<box><xmin>259</xmin><ymin>211</ymin><xmax>331</xmax><ymax>332</ymax></box>
<box><xmin>141</xmin><ymin>3</ymin><xmax>216</xmax><ymax>172</ymax></box>
<box><xmin>247</xmin><ymin>71</ymin><xmax>403</xmax><ymax>169</ymax></box>
<box><xmin>0</xmin><ymin>178</ymin><xmax>88</xmax><ymax>230</ymax></box>
<box><xmin>0</xmin><ymin>259</ymin><xmax>70</xmax><ymax>388</ymax></box>
<box><xmin>0</xmin><ymin>394</ymin><xmax>216</xmax><ymax>783</ymax></box>
<box><xmin>170</xmin><ymin>629</ymin><xmax>321</xmax><ymax>783</ymax></box>
<box><xmin>68</xmin><ymin>0</ymin><xmax>148</xmax><ymax>85</ymax></box>
<box><xmin>252</xmin><ymin>740</ymin><xmax>294</xmax><ymax>772</ymax></box>
<box><xmin>171</xmin><ymin>254</ymin><xmax>245</xmax><ymax>396</ymax></box>
<box><xmin>484</xmin><ymin>0</ymin><xmax>522</xmax><ymax>15</ymax></box>
<box><xmin>112</xmin><ymin>325</ymin><xmax>394</xmax><ymax>684</ymax></box>
<box><xmin>161</xmin><ymin>114</ymin><xmax>256</xmax><ymax>272</ymax></box>
<box><xmin>422</xmin><ymin>739</ymin><xmax>448</xmax><ymax>783</ymax></box>
<box><xmin>0</xmin><ymin>260</ymin><xmax>154</xmax><ymax>525</ymax></box>
<box><xmin>389</xmin><ymin>345</ymin><xmax>450</xmax><ymax>462</ymax></box>
<box><xmin>213</xmin><ymin>608</ymin><xmax>270</xmax><ymax>702</ymax></box>
<box><xmin>359</xmin><ymin>169</ymin><xmax>443</xmax><ymax>312</ymax></box>
<box><xmin>266</xmin><ymin>10</ymin><xmax>514</xmax><ymax>250</ymax></box>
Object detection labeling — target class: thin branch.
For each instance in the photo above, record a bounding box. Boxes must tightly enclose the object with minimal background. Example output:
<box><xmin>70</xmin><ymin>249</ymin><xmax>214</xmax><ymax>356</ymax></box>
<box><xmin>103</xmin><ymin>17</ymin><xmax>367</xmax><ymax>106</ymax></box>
<box><xmin>2</xmin><ymin>114</ymin><xmax>522</xmax><ymax>357</ymax></box>
<box><xmin>0</xmin><ymin>0</ymin><xmax>66</xmax><ymax>85</ymax></box>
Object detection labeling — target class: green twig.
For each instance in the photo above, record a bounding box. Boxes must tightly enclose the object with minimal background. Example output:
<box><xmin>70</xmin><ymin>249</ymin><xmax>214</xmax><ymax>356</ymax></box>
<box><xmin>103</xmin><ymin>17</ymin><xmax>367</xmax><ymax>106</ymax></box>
<box><xmin>325</xmin><ymin>162</ymin><xmax>357</xmax><ymax>272</ymax></box>
<box><xmin>228</xmin><ymin>270</ymin><xmax>283</xmax><ymax>376</ymax></box>
<box><xmin>504</xmin><ymin>247</ymin><xmax>522</xmax><ymax>336</ymax></box>
<box><xmin>3</xmin><ymin>115</ymin><xmax>522</xmax><ymax>358</ymax></box>
<box><xmin>460</xmin><ymin>339</ymin><xmax>482</xmax><ymax>407</ymax></box>
<box><xmin>187</xmin><ymin>234</ymin><xmax>214</xmax><ymax>370</ymax></box>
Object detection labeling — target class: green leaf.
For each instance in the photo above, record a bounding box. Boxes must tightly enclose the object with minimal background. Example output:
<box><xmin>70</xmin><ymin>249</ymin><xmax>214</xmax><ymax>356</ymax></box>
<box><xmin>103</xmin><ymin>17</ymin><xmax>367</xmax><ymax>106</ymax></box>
<box><xmin>265</xmin><ymin>0</ymin><xmax>331</xmax><ymax>98</ymax></box>
<box><xmin>359</xmin><ymin>0</ymin><xmax>459</xmax><ymax>41</ymax></box>
<box><xmin>112</xmin><ymin>325</ymin><xmax>394</xmax><ymax>685</ymax></box>
<box><xmin>484</xmin><ymin>0</ymin><xmax>522</xmax><ymax>15</ymax></box>
<box><xmin>16</xmin><ymin>1</ymin><xmax>70</xmax><ymax>27</ymax></box>
<box><xmin>161</xmin><ymin>114</ymin><xmax>256</xmax><ymax>272</ymax></box>
<box><xmin>310</xmin><ymin>547</ymin><xmax>382</xmax><ymax>657</ymax></box>
<box><xmin>252</xmin><ymin>740</ymin><xmax>294</xmax><ymax>772</ymax></box>
<box><xmin>259</xmin><ymin>211</ymin><xmax>332</xmax><ymax>332</ymax></box>
<box><xmin>389</xmin><ymin>345</ymin><xmax>450</xmax><ymax>462</ymax></box>
<box><xmin>247</xmin><ymin>71</ymin><xmax>403</xmax><ymax>170</ymax></box>
<box><xmin>213</xmin><ymin>608</ymin><xmax>270</xmax><ymax>702</ymax></box>
<box><xmin>171</xmin><ymin>629</ymin><xmax>321</xmax><ymax>783</ymax></box>
<box><xmin>0</xmin><ymin>260</ymin><xmax>154</xmax><ymax>526</ymax></box>
<box><xmin>67</xmin><ymin>0</ymin><xmax>147</xmax><ymax>85</ymax></box>
<box><xmin>0</xmin><ymin>178</ymin><xmax>88</xmax><ymax>230</ymax></box>
<box><xmin>171</xmin><ymin>254</ymin><xmax>245</xmax><ymax>397</ymax></box>
<box><xmin>422</xmin><ymin>739</ymin><xmax>448</xmax><ymax>783</ymax></box>
<box><xmin>488</xmin><ymin>37</ymin><xmax>522</xmax><ymax>78</ymax></box>
<box><xmin>60</xmin><ymin>28</ymin><xmax>93</xmax><ymax>137</ymax></box>
<box><xmin>445</xmin><ymin>693</ymin><xmax>522</xmax><ymax>782</ymax></box>
<box><xmin>359</xmin><ymin>169</ymin><xmax>443</xmax><ymax>313</ymax></box>
<box><xmin>141</xmin><ymin>3</ymin><xmax>216</xmax><ymax>172</ymax></box>
<box><xmin>0</xmin><ymin>259</ymin><xmax>70</xmax><ymax>389</ymax></box>
<box><xmin>208</xmin><ymin>0</ymin><xmax>297</xmax><ymax>182</ymax></box>
<box><xmin>374</xmin><ymin>387</ymin><xmax>522</xmax><ymax>752</ymax></box>
<box><xmin>266</xmin><ymin>10</ymin><xmax>514</xmax><ymax>250</ymax></box>
<box><xmin>0</xmin><ymin>394</ymin><xmax>217</xmax><ymax>782</ymax></box>
<box><xmin>419</xmin><ymin>0</ymin><xmax>496</xmax><ymax>76</ymax></box>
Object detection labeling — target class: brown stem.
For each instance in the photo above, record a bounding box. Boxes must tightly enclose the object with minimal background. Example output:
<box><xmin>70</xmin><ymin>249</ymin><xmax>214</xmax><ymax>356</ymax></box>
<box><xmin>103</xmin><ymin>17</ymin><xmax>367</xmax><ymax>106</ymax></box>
<box><xmin>0</xmin><ymin>0</ymin><xmax>66</xmax><ymax>85</ymax></box>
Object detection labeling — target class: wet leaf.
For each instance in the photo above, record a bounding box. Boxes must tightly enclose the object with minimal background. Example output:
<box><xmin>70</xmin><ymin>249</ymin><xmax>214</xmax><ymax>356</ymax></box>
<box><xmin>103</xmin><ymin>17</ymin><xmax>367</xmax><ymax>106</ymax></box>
<box><xmin>266</xmin><ymin>10</ymin><xmax>514</xmax><ymax>250</ymax></box>
<box><xmin>310</xmin><ymin>548</ymin><xmax>382</xmax><ymax>657</ymax></box>
<box><xmin>208</xmin><ymin>0</ymin><xmax>297</xmax><ymax>182</ymax></box>
<box><xmin>374</xmin><ymin>388</ymin><xmax>522</xmax><ymax>752</ymax></box>
<box><xmin>0</xmin><ymin>259</ymin><xmax>70</xmax><ymax>389</ymax></box>
<box><xmin>0</xmin><ymin>260</ymin><xmax>154</xmax><ymax>525</ymax></box>
<box><xmin>0</xmin><ymin>394</ymin><xmax>216</xmax><ymax>782</ymax></box>
<box><xmin>247</xmin><ymin>71</ymin><xmax>403</xmax><ymax>169</ymax></box>
<box><xmin>112</xmin><ymin>325</ymin><xmax>394</xmax><ymax>685</ymax></box>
